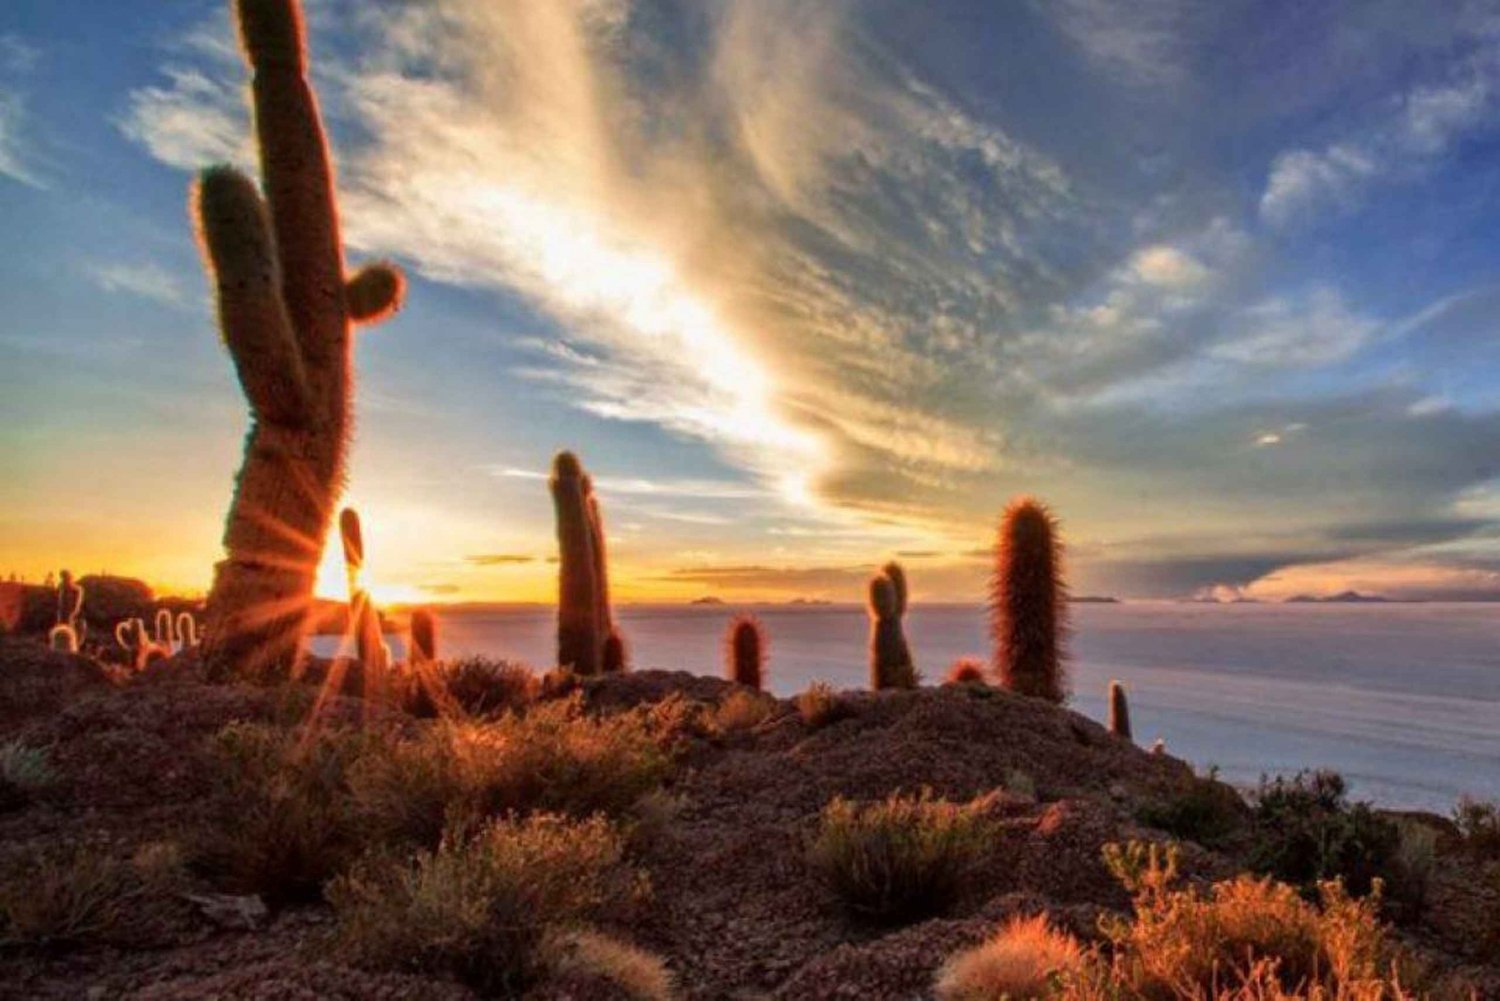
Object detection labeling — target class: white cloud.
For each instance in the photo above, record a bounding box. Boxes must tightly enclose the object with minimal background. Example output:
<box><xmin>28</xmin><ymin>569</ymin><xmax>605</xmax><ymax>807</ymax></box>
<box><xmin>1259</xmin><ymin>145</ymin><xmax>1377</xmax><ymax>228</ymax></box>
<box><xmin>0</xmin><ymin>87</ymin><xmax>44</xmax><ymax>187</ymax></box>
<box><xmin>85</xmin><ymin>261</ymin><xmax>192</xmax><ymax>310</ymax></box>
<box><xmin>117</xmin><ymin>66</ymin><xmax>249</xmax><ymax>170</ymax></box>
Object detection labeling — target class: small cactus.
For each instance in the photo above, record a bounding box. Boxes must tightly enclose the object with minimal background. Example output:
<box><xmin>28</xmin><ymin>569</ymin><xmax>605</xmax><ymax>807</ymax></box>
<box><xmin>991</xmin><ymin>497</ymin><xmax>1067</xmax><ymax>703</ymax></box>
<box><xmin>408</xmin><ymin>607</ymin><xmax>438</xmax><ymax>666</ymax></box>
<box><xmin>48</xmin><ymin>624</ymin><xmax>79</xmax><ymax>654</ymax></box>
<box><xmin>196</xmin><ymin>0</ymin><xmax>407</xmax><ymax>682</ymax></box>
<box><xmin>550</xmin><ymin>451</ymin><xmax>617</xmax><ymax>675</ymax></box>
<box><xmin>868</xmin><ymin>565</ymin><xmax>915</xmax><ymax>690</ymax></box>
<box><xmin>154</xmin><ymin>608</ymin><xmax>175</xmax><ymax>650</ymax></box>
<box><xmin>115</xmin><ymin>617</ymin><xmax>170</xmax><ymax>671</ymax></box>
<box><xmin>1108</xmin><ymin>679</ymin><xmax>1132</xmax><ymax>740</ymax></box>
<box><xmin>176</xmin><ymin>612</ymin><xmax>200</xmax><ymax>649</ymax></box>
<box><xmin>352</xmin><ymin>590</ymin><xmax>391</xmax><ymax>701</ymax></box>
<box><xmin>56</xmin><ymin>570</ymin><xmax>83</xmax><ymax>632</ymax></box>
<box><xmin>726</xmin><ymin>614</ymin><xmax>767</xmax><ymax>690</ymax></box>
<box><xmin>340</xmin><ymin>507</ymin><xmax>365</xmax><ymax>595</ymax></box>
<box><xmin>944</xmin><ymin>656</ymin><xmax>985</xmax><ymax>685</ymax></box>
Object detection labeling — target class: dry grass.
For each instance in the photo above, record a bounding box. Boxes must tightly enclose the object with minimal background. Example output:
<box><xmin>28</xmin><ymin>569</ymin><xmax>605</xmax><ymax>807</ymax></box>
<box><xmin>402</xmin><ymin>656</ymin><xmax>538</xmax><ymax>719</ymax></box>
<box><xmin>808</xmin><ymin>789</ymin><xmax>997</xmax><ymax>924</ymax></box>
<box><xmin>0</xmin><ymin>842</ymin><xmax>187</xmax><ymax>950</ymax></box>
<box><xmin>328</xmin><ymin>813</ymin><xmax>646</xmax><ymax>995</ymax></box>
<box><xmin>934</xmin><ymin>914</ymin><xmax>1090</xmax><ymax>1000</ymax></box>
<box><xmin>0</xmin><ymin>739</ymin><xmax>54</xmax><ymax>810</ymax></box>
<box><xmin>797</xmin><ymin>681</ymin><xmax>853</xmax><ymax>729</ymax></box>
<box><xmin>543</xmin><ymin>929</ymin><xmax>677</xmax><ymax>1000</ymax></box>
<box><xmin>1096</xmin><ymin>841</ymin><xmax>1458</xmax><ymax>1000</ymax></box>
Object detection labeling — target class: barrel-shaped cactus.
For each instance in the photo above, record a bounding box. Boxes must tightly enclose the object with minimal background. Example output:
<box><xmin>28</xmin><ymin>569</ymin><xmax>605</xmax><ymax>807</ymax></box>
<box><xmin>868</xmin><ymin>565</ymin><xmax>915</xmax><ymax>689</ymax></box>
<box><xmin>195</xmin><ymin>0</ymin><xmax>406</xmax><ymax>682</ymax></box>
<box><xmin>991</xmin><ymin>497</ymin><xmax>1067</xmax><ymax>703</ymax></box>
<box><xmin>550</xmin><ymin>451</ymin><xmax>617</xmax><ymax>675</ymax></box>
<box><xmin>726</xmin><ymin>614</ymin><xmax>767</xmax><ymax>690</ymax></box>
<box><xmin>1108</xmin><ymin>679</ymin><xmax>1132</xmax><ymax>740</ymax></box>
<box><xmin>944</xmin><ymin>656</ymin><xmax>985</xmax><ymax>685</ymax></box>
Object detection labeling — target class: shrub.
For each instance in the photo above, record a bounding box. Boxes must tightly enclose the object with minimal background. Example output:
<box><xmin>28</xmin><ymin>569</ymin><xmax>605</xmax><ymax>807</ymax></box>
<box><xmin>542</xmin><ymin>929</ymin><xmax>676</xmax><ymax>1000</ymax></box>
<box><xmin>1100</xmin><ymin>840</ymin><xmax>1445</xmax><ymax>999</ymax></box>
<box><xmin>933</xmin><ymin>914</ymin><xmax>1091</xmax><ymax>1000</ymax></box>
<box><xmin>0</xmin><ymin>842</ymin><xmax>187</xmax><ymax>950</ymax></box>
<box><xmin>328</xmin><ymin>813</ymin><xmax>644</xmax><ymax>995</ymax></box>
<box><xmin>797</xmin><ymin>682</ymin><xmax>852</xmax><ymax>729</ymax></box>
<box><xmin>350</xmin><ymin>699</ymin><xmax>670</xmax><ymax>849</ymax></box>
<box><xmin>0</xmin><ymin>740</ymin><xmax>55</xmax><ymax>810</ymax></box>
<box><xmin>808</xmin><ymin>790</ymin><xmax>995</xmax><ymax>924</ymax></box>
<box><xmin>1135</xmin><ymin>767</ymin><xmax>1244</xmax><ymax>847</ymax></box>
<box><xmin>714</xmin><ymin>689</ymin><xmax>774</xmax><ymax>732</ymax></box>
<box><xmin>1249</xmin><ymin>771</ymin><xmax>1399</xmax><ymax>897</ymax></box>
<box><xmin>1452</xmin><ymin>796</ymin><xmax>1500</xmax><ymax>860</ymax></box>
<box><xmin>195</xmin><ymin>722</ymin><xmax>370</xmax><ymax>902</ymax></box>
<box><xmin>403</xmin><ymin>656</ymin><xmax>538</xmax><ymax>718</ymax></box>
<box><xmin>1385</xmin><ymin>819</ymin><xmax>1439</xmax><ymax>921</ymax></box>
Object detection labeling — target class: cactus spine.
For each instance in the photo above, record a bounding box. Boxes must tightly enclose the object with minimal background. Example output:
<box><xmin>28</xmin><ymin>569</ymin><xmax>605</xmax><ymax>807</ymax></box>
<box><xmin>992</xmin><ymin>497</ymin><xmax>1067</xmax><ymax>703</ymax></box>
<box><xmin>1108</xmin><ymin>679</ymin><xmax>1132</xmax><ymax>740</ymax></box>
<box><xmin>408</xmin><ymin>608</ymin><xmax>437</xmax><ymax>666</ymax></box>
<box><xmin>868</xmin><ymin>563</ymin><xmax>915</xmax><ymax>689</ymax></box>
<box><xmin>726</xmin><ymin>614</ymin><xmax>766</xmax><ymax>690</ymax></box>
<box><xmin>550</xmin><ymin>452</ymin><xmax>617</xmax><ymax>675</ymax></box>
<box><xmin>195</xmin><ymin>0</ymin><xmax>406</xmax><ymax>682</ymax></box>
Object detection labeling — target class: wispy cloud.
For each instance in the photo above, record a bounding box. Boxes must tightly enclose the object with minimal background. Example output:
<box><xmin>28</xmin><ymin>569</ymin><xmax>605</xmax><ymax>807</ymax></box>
<box><xmin>0</xmin><ymin>87</ymin><xmax>44</xmax><ymax>187</ymax></box>
<box><xmin>84</xmin><ymin>261</ymin><xmax>193</xmax><ymax>310</ymax></box>
<box><xmin>465</xmin><ymin>553</ymin><xmax>537</xmax><ymax>566</ymax></box>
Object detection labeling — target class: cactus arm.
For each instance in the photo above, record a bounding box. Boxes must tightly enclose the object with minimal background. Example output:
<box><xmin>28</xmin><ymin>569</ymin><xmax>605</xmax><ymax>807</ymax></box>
<box><xmin>234</xmin><ymin>0</ymin><xmax>346</xmax><ymax>394</ymax></box>
<box><xmin>346</xmin><ymin>262</ymin><xmax>406</xmax><ymax>325</ymax></box>
<box><xmin>195</xmin><ymin>166</ymin><xmax>308</xmax><ymax>426</ymax></box>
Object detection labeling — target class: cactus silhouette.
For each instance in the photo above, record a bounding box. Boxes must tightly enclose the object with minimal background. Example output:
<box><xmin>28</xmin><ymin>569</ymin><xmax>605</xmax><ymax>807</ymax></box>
<box><xmin>408</xmin><ymin>608</ymin><xmax>438</xmax><ymax>666</ymax></box>
<box><xmin>602</xmin><ymin>627</ymin><xmax>628</xmax><ymax>674</ymax></box>
<box><xmin>56</xmin><ymin>570</ymin><xmax>83</xmax><ymax>633</ymax></box>
<box><xmin>550</xmin><ymin>451</ymin><xmax>617</xmax><ymax>675</ymax></box>
<box><xmin>991</xmin><ymin>497</ymin><xmax>1067</xmax><ymax>703</ymax></box>
<box><xmin>340</xmin><ymin>507</ymin><xmax>365</xmax><ymax>597</ymax></box>
<box><xmin>1108</xmin><ymin>679</ymin><xmax>1132</xmax><ymax>740</ymax></box>
<box><xmin>726</xmin><ymin>614</ymin><xmax>767</xmax><ymax>689</ymax></box>
<box><xmin>195</xmin><ymin>0</ymin><xmax>405</xmax><ymax>682</ymax></box>
<box><xmin>868</xmin><ymin>565</ymin><xmax>915</xmax><ymax>689</ymax></box>
<box><xmin>154</xmin><ymin>609</ymin><xmax>174</xmax><ymax>650</ymax></box>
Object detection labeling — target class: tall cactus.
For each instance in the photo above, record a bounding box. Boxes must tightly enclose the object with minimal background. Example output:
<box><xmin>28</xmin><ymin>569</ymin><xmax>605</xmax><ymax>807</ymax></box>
<box><xmin>56</xmin><ymin>570</ymin><xmax>83</xmax><ymax>634</ymax></box>
<box><xmin>992</xmin><ymin>497</ymin><xmax>1068</xmax><ymax>703</ymax></box>
<box><xmin>1108</xmin><ymin>679</ymin><xmax>1132</xmax><ymax>740</ymax></box>
<box><xmin>408</xmin><ymin>607</ymin><xmax>438</xmax><ymax>666</ymax></box>
<box><xmin>195</xmin><ymin>0</ymin><xmax>405</xmax><ymax>682</ymax></box>
<box><xmin>868</xmin><ymin>564</ymin><xmax>915</xmax><ymax>690</ymax></box>
<box><xmin>550</xmin><ymin>451</ymin><xmax>618</xmax><ymax>675</ymax></box>
<box><xmin>726</xmin><ymin>614</ymin><xmax>766</xmax><ymax>690</ymax></box>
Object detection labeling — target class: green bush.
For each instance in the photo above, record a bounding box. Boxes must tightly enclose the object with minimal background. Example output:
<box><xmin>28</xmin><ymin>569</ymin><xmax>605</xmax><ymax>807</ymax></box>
<box><xmin>1135</xmin><ymin>767</ymin><xmax>1244</xmax><ymax>847</ymax></box>
<box><xmin>808</xmin><ymin>789</ymin><xmax>996</xmax><ymax>924</ymax></box>
<box><xmin>328</xmin><ymin>813</ymin><xmax>645</xmax><ymax>995</ymax></box>
<box><xmin>1248</xmin><ymin>771</ymin><xmax>1398</xmax><ymax>898</ymax></box>
<box><xmin>1453</xmin><ymin>796</ymin><xmax>1500</xmax><ymax>860</ymax></box>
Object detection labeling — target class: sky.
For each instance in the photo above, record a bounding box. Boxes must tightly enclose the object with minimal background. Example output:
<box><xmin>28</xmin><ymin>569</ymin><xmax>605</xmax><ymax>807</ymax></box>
<box><xmin>2</xmin><ymin>0</ymin><xmax>1500</xmax><ymax>604</ymax></box>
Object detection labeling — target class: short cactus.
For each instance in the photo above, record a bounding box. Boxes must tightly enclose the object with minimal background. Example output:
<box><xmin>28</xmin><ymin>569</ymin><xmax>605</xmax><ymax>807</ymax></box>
<box><xmin>408</xmin><ymin>608</ymin><xmax>438</xmax><ymax>666</ymax></box>
<box><xmin>195</xmin><ymin>0</ymin><xmax>406</xmax><ymax>683</ymax></box>
<box><xmin>1108</xmin><ymin>679</ymin><xmax>1132</xmax><ymax>740</ymax></box>
<box><xmin>944</xmin><ymin>656</ymin><xmax>986</xmax><ymax>685</ymax></box>
<box><xmin>550</xmin><ymin>452</ymin><xmax>617</xmax><ymax>675</ymax></box>
<box><xmin>48</xmin><ymin>624</ymin><xmax>79</xmax><ymax>654</ymax></box>
<box><xmin>176</xmin><ymin>612</ymin><xmax>200</xmax><ymax>649</ymax></box>
<box><xmin>154</xmin><ymin>609</ymin><xmax>174</xmax><ymax>650</ymax></box>
<box><xmin>726</xmin><ymin>614</ymin><xmax>767</xmax><ymax>690</ymax></box>
<box><xmin>868</xmin><ymin>565</ymin><xmax>915</xmax><ymax>690</ymax></box>
<box><xmin>340</xmin><ymin>507</ymin><xmax>365</xmax><ymax>597</ymax></box>
<box><xmin>991</xmin><ymin>497</ymin><xmax>1068</xmax><ymax>703</ymax></box>
<box><xmin>116</xmin><ymin>617</ymin><xmax>170</xmax><ymax>671</ymax></box>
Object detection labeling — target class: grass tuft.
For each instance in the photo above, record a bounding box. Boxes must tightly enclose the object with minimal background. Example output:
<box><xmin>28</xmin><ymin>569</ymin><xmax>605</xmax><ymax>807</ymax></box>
<box><xmin>0</xmin><ymin>842</ymin><xmax>187</xmax><ymax>951</ymax></box>
<box><xmin>796</xmin><ymin>682</ymin><xmax>853</xmax><ymax>729</ymax></box>
<box><xmin>933</xmin><ymin>914</ymin><xmax>1089</xmax><ymax>1000</ymax></box>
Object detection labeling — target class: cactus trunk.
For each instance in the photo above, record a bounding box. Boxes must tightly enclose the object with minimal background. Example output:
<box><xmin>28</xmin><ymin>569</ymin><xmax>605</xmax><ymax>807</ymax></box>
<box><xmin>992</xmin><ymin>497</ymin><xmax>1068</xmax><ymax>703</ymax></box>
<box><xmin>726</xmin><ymin>615</ymin><xmax>766</xmax><ymax>690</ymax></box>
<box><xmin>196</xmin><ymin>0</ymin><xmax>404</xmax><ymax>683</ymax></box>
<box><xmin>550</xmin><ymin>452</ymin><xmax>618</xmax><ymax>675</ymax></box>
<box><xmin>868</xmin><ymin>567</ymin><xmax>915</xmax><ymax>689</ymax></box>
<box><xmin>1108</xmin><ymin>679</ymin><xmax>1132</xmax><ymax>740</ymax></box>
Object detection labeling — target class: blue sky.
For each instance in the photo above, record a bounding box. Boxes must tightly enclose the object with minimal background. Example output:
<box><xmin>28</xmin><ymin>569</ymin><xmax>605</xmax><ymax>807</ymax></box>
<box><xmin>2</xmin><ymin>0</ymin><xmax>1499</xmax><ymax>603</ymax></box>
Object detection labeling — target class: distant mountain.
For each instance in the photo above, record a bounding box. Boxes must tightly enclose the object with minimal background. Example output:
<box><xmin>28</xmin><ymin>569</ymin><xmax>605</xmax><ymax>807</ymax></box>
<box><xmin>788</xmin><ymin>597</ymin><xmax>833</xmax><ymax>605</ymax></box>
<box><xmin>1285</xmin><ymin>591</ymin><xmax>1389</xmax><ymax>604</ymax></box>
<box><xmin>690</xmin><ymin>596</ymin><xmax>725</xmax><ymax>605</ymax></box>
<box><xmin>1071</xmin><ymin>595</ymin><xmax>1120</xmax><ymax>604</ymax></box>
